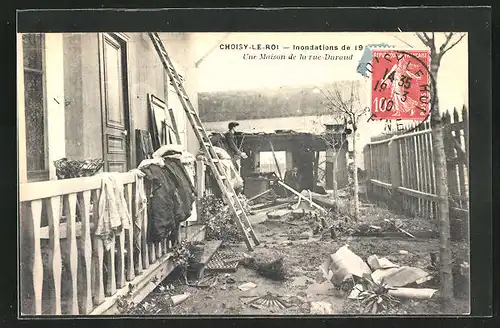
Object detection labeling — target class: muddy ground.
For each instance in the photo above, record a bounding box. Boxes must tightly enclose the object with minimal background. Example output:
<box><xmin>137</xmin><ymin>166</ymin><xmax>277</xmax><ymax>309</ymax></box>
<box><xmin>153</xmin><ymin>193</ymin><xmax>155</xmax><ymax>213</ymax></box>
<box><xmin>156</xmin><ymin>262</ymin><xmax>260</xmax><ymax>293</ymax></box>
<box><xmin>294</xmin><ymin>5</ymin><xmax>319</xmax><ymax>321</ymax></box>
<box><xmin>128</xmin><ymin>204</ymin><xmax>470</xmax><ymax>316</ymax></box>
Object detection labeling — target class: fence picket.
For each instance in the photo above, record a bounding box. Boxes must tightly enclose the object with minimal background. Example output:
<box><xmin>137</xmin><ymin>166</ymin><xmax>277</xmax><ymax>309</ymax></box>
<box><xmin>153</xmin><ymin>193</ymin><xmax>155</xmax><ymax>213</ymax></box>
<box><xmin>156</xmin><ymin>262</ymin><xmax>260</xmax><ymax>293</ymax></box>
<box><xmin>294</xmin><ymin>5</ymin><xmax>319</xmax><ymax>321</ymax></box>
<box><xmin>126</xmin><ymin>184</ymin><xmax>135</xmax><ymax>281</ymax></box>
<box><xmin>142</xmin><ymin>201</ymin><xmax>149</xmax><ymax>270</ymax></box>
<box><xmin>27</xmin><ymin>200</ymin><xmax>44</xmax><ymax>315</ymax></box>
<box><xmin>91</xmin><ymin>189</ymin><xmax>105</xmax><ymax>305</ymax></box>
<box><xmin>64</xmin><ymin>193</ymin><xmax>79</xmax><ymax>314</ymax></box>
<box><xmin>365</xmin><ymin>110</ymin><xmax>468</xmax><ymax>223</ymax></box>
<box><xmin>79</xmin><ymin>191</ymin><xmax>93</xmax><ymax>314</ymax></box>
<box><xmin>45</xmin><ymin>197</ymin><xmax>62</xmax><ymax>315</ymax></box>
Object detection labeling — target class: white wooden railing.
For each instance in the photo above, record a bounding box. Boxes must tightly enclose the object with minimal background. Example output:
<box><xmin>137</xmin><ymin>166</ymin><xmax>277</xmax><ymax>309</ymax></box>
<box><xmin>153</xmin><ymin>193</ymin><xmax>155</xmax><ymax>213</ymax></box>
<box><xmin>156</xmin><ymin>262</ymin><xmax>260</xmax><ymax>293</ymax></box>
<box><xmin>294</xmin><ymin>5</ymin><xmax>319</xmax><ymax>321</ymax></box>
<box><xmin>19</xmin><ymin>171</ymin><xmax>181</xmax><ymax>315</ymax></box>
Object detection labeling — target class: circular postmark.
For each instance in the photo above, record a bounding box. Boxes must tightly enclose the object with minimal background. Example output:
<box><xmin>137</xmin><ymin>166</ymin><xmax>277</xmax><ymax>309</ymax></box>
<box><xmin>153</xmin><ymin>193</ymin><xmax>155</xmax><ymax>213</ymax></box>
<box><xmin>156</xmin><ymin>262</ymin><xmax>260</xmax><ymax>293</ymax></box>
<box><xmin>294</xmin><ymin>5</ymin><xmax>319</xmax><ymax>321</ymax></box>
<box><xmin>366</xmin><ymin>49</ymin><xmax>437</xmax><ymax>132</ymax></box>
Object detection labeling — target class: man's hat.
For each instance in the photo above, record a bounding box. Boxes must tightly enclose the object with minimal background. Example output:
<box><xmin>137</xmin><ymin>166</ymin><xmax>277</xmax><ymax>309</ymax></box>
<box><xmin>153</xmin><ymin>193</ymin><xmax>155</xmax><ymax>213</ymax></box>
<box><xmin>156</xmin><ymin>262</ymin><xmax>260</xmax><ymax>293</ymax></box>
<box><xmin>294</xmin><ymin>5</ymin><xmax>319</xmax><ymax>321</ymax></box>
<box><xmin>228</xmin><ymin>122</ymin><xmax>239</xmax><ymax>130</ymax></box>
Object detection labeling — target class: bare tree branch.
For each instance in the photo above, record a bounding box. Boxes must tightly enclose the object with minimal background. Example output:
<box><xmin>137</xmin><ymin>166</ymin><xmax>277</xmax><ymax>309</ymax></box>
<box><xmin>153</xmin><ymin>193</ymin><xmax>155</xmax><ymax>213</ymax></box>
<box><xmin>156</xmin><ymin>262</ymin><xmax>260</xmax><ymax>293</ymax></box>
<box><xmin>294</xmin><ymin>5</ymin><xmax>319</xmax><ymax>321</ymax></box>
<box><xmin>439</xmin><ymin>32</ymin><xmax>454</xmax><ymax>53</ymax></box>
<box><xmin>440</xmin><ymin>33</ymin><xmax>466</xmax><ymax>58</ymax></box>
<box><xmin>416</xmin><ymin>32</ymin><xmax>436</xmax><ymax>51</ymax></box>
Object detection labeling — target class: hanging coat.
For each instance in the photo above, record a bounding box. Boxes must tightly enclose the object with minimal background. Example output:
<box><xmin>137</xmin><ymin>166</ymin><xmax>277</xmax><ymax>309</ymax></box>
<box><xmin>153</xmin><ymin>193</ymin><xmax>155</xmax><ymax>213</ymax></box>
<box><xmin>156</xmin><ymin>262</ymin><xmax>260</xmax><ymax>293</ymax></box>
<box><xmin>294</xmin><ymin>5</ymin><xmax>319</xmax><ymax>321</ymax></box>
<box><xmin>141</xmin><ymin>164</ymin><xmax>183</xmax><ymax>243</ymax></box>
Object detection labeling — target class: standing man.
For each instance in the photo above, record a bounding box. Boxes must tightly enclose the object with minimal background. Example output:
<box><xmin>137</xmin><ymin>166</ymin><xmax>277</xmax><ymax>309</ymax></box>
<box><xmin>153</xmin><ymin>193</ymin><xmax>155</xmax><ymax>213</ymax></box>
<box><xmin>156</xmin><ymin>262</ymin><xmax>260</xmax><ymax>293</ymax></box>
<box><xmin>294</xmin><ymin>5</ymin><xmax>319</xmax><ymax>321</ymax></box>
<box><xmin>224</xmin><ymin>122</ymin><xmax>247</xmax><ymax>171</ymax></box>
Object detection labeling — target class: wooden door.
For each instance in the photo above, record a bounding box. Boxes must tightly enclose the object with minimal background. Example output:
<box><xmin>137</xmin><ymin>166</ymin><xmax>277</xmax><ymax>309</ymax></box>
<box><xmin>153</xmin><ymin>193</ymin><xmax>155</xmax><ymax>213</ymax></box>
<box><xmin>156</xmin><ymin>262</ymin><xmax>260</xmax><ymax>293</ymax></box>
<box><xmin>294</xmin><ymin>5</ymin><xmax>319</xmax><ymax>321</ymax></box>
<box><xmin>99</xmin><ymin>33</ymin><xmax>130</xmax><ymax>172</ymax></box>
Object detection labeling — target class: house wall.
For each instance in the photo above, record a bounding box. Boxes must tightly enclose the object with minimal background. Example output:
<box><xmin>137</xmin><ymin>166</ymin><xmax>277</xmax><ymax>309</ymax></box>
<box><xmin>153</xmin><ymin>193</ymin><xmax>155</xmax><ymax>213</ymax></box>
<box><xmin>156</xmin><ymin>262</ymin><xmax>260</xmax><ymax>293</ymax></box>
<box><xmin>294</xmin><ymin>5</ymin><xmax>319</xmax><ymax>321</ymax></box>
<box><xmin>63</xmin><ymin>33</ymin><xmax>199</xmax><ymax>168</ymax></box>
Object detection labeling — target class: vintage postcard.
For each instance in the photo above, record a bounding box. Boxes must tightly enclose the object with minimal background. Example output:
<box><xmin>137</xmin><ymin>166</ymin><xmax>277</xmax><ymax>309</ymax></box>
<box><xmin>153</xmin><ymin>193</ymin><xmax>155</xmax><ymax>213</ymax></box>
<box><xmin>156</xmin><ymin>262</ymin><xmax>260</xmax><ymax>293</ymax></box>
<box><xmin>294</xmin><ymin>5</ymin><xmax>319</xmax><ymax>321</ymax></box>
<box><xmin>18</xmin><ymin>30</ymin><xmax>471</xmax><ymax>317</ymax></box>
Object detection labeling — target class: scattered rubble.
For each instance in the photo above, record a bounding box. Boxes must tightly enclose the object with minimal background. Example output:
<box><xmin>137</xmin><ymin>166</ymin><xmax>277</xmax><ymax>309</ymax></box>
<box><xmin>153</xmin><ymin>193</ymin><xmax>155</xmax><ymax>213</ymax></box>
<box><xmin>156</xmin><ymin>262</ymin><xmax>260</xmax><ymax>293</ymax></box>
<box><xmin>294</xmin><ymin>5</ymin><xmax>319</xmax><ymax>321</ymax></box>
<box><xmin>238</xmin><ymin>282</ymin><xmax>257</xmax><ymax>291</ymax></box>
<box><xmin>241</xmin><ymin>292</ymin><xmax>291</xmax><ymax>310</ymax></box>
<box><xmin>171</xmin><ymin>293</ymin><xmax>191</xmax><ymax>306</ymax></box>
<box><xmin>310</xmin><ymin>301</ymin><xmax>335</xmax><ymax>314</ymax></box>
<box><xmin>241</xmin><ymin>256</ymin><xmax>287</xmax><ymax>281</ymax></box>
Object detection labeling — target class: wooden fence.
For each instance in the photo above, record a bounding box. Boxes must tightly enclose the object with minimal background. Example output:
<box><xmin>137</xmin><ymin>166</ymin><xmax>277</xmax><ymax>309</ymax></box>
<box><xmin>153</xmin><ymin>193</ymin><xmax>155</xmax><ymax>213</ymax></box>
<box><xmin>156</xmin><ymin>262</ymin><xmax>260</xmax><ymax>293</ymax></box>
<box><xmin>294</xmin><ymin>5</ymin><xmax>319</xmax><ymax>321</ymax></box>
<box><xmin>19</xmin><ymin>165</ymin><xmax>206</xmax><ymax>316</ymax></box>
<box><xmin>363</xmin><ymin>107</ymin><xmax>469</xmax><ymax>239</ymax></box>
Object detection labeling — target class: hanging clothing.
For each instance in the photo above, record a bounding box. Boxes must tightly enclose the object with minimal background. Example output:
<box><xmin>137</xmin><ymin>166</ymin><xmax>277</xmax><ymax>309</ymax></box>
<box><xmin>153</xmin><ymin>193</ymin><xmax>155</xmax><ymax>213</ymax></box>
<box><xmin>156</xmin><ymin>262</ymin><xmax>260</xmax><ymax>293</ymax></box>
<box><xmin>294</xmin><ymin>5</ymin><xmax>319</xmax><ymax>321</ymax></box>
<box><xmin>138</xmin><ymin>157</ymin><xmax>165</xmax><ymax>170</ymax></box>
<box><xmin>130</xmin><ymin>169</ymin><xmax>147</xmax><ymax>255</ymax></box>
<box><xmin>141</xmin><ymin>164</ymin><xmax>180</xmax><ymax>243</ymax></box>
<box><xmin>95</xmin><ymin>173</ymin><xmax>132</xmax><ymax>250</ymax></box>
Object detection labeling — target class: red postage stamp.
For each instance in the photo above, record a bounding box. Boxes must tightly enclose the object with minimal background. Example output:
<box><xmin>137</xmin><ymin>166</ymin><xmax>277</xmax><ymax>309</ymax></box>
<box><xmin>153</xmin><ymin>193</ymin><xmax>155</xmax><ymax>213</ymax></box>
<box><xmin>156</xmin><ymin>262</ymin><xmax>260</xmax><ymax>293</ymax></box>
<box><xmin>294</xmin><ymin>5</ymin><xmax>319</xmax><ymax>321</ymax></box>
<box><xmin>371</xmin><ymin>49</ymin><xmax>431</xmax><ymax>120</ymax></box>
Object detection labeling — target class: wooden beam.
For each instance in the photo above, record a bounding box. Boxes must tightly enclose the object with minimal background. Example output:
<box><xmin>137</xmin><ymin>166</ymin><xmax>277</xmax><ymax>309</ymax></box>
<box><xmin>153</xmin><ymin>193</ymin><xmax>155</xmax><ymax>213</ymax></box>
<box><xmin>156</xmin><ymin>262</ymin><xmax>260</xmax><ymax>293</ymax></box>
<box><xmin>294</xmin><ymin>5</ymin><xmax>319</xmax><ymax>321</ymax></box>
<box><xmin>269</xmin><ymin>140</ymin><xmax>283</xmax><ymax>180</ymax></box>
<box><xmin>277</xmin><ymin>181</ymin><xmax>327</xmax><ymax>213</ymax></box>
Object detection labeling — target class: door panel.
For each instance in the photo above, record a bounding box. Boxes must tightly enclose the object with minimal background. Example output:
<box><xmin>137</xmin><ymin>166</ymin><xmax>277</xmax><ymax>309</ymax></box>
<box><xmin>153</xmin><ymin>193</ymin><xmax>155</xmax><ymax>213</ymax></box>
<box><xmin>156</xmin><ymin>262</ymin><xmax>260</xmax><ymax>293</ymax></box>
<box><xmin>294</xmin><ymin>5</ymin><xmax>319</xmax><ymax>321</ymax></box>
<box><xmin>100</xmin><ymin>33</ymin><xmax>129</xmax><ymax>173</ymax></box>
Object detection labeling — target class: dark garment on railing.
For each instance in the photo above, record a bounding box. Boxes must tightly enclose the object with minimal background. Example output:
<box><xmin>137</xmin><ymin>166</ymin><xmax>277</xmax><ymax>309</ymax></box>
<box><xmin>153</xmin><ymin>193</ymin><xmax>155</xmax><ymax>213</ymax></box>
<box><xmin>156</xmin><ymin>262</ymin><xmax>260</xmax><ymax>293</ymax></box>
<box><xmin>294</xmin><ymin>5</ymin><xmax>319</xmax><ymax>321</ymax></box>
<box><xmin>163</xmin><ymin>157</ymin><xmax>196</xmax><ymax>220</ymax></box>
<box><xmin>141</xmin><ymin>162</ymin><xmax>194</xmax><ymax>243</ymax></box>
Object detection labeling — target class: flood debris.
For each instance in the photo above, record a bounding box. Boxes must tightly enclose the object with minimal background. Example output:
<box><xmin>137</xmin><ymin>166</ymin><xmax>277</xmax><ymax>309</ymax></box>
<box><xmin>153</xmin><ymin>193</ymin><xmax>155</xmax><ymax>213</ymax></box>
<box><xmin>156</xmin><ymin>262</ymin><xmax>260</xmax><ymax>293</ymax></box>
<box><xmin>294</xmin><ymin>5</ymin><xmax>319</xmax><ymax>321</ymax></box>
<box><xmin>310</xmin><ymin>301</ymin><xmax>335</xmax><ymax>314</ymax></box>
<box><xmin>321</xmin><ymin>245</ymin><xmax>438</xmax><ymax>313</ymax></box>
<box><xmin>241</xmin><ymin>256</ymin><xmax>287</xmax><ymax>281</ymax></box>
<box><xmin>387</xmin><ymin>287</ymin><xmax>438</xmax><ymax>300</ymax></box>
<box><xmin>320</xmin><ymin>245</ymin><xmax>372</xmax><ymax>286</ymax></box>
<box><xmin>367</xmin><ymin>255</ymin><xmax>399</xmax><ymax>270</ymax></box>
<box><xmin>170</xmin><ymin>293</ymin><xmax>190</xmax><ymax>306</ymax></box>
<box><xmin>267</xmin><ymin>209</ymin><xmax>293</xmax><ymax>220</ymax></box>
<box><xmin>371</xmin><ymin>266</ymin><xmax>432</xmax><ymax>287</ymax></box>
<box><xmin>241</xmin><ymin>292</ymin><xmax>291</xmax><ymax>310</ymax></box>
<box><xmin>238</xmin><ymin>282</ymin><xmax>257</xmax><ymax>291</ymax></box>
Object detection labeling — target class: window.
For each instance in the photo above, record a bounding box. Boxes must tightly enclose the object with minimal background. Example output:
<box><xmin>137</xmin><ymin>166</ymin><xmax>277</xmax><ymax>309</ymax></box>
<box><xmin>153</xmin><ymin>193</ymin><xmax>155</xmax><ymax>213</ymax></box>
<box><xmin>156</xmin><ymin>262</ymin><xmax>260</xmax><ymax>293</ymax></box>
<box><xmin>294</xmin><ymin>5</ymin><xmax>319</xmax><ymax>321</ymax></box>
<box><xmin>259</xmin><ymin>151</ymin><xmax>286</xmax><ymax>175</ymax></box>
<box><xmin>22</xmin><ymin>33</ymin><xmax>48</xmax><ymax>181</ymax></box>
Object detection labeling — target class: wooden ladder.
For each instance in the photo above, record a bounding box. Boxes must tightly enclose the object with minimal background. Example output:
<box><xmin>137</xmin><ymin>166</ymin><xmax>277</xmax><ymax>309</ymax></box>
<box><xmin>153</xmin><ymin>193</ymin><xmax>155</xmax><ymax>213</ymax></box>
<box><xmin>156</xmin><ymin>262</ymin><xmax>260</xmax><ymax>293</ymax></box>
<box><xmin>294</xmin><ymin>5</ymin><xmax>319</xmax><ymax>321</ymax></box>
<box><xmin>148</xmin><ymin>32</ymin><xmax>260</xmax><ymax>251</ymax></box>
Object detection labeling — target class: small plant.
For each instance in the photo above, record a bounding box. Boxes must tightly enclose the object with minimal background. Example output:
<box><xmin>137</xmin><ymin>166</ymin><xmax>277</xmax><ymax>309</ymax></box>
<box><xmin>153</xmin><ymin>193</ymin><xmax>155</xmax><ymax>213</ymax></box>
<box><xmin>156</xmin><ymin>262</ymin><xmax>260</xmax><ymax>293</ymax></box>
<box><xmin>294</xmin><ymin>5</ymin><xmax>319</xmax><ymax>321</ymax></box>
<box><xmin>198</xmin><ymin>195</ymin><xmax>246</xmax><ymax>242</ymax></box>
<box><xmin>355</xmin><ymin>275</ymin><xmax>401</xmax><ymax>314</ymax></box>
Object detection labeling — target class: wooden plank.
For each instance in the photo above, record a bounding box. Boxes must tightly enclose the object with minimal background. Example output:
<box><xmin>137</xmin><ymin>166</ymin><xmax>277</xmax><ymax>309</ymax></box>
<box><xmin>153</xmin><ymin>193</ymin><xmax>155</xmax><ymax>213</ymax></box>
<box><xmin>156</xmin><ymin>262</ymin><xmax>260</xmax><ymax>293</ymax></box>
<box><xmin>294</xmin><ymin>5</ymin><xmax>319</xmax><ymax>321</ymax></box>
<box><xmin>157</xmin><ymin>242</ymin><xmax>163</xmax><ymax>259</ymax></box>
<box><xmin>131</xmin><ymin>183</ymin><xmax>142</xmax><ymax>276</ymax></box>
<box><xmin>20</xmin><ymin>172</ymin><xmax>136</xmax><ymax>202</ymax></box>
<box><xmin>40</xmin><ymin>222</ymin><xmax>86</xmax><ymax>240</ymax></box>
<box><xmin>125</xmin><ymin>184</ymin><xmax>135</xmax><ymax>282</ymax></box>
<box><xmin>415</xmin><ymin>131</ymin><xmax>422</xmax><ymax>215</ymax></box>
<box><xmin>370</xmin><ymin>179</ymin><xmax>392</xmax><ymax>189</ymax></box>
<box><xmin>397</xmin><ymin>186</ymin><xmax>439</xmax><ymax>202</ymax></box>
<box><xmin>149</xmin><ymin>242</ymin><xmax>156</xmax><ymax>264</ymax></box>
<box><xmin>141</xmin><ymin>202</ymin><xmax>150</xmax><ymax>270</ymax></box>
<box><xmin>402</xmin><ymin>137</ymin><xmax>410</xmax><ymax>212</ymax></box>
<box><xmin>64</xmin><ymin>193</ymin><xmax>79</xmax><ymax>314</ymax></box>
<box><xmin>105</xmin><ymin>237</ymin><xmax>117</xmax><ymax>297</ymax></box>
<box><xmin>116</xmin><ymin>231</ymin><xmax>126</xmax><ymax>289</ymax></box>
<box><xmin>79</xmin><ymin>191</ymin><xmax>93</xmax><ymax>314</ymax></box>
<box><xmin>168</xmin><ymin>107</ymin><xmax>182</xmax><ymax>145</ymax></box>
<box><xmin>45</xmin><ymin>196</ymin><xmax>62</xmax><ymax>315</ymax></box>
<box><xmin>277</xmin><ymin>181</ymin><xmax>327</xmax><ymax>213</ymax></box>
<box><xmin>421</xmin><ymin>126</ymin><xmax>431</xmax><ymax>218</ymax></box>
<box><xmin>30</xmin><ymin>200</ymin><xmax>44</xmax><ymax>315</ymax></box>
<box><xmin>91</xmin><ymin>189</ymin><xmax>105</xmax><ymax>306</ymax></box>
<box><xmin>269</xmin><ymin>140</ymin><xmax>283</xmax><ymax>180</ymax></box>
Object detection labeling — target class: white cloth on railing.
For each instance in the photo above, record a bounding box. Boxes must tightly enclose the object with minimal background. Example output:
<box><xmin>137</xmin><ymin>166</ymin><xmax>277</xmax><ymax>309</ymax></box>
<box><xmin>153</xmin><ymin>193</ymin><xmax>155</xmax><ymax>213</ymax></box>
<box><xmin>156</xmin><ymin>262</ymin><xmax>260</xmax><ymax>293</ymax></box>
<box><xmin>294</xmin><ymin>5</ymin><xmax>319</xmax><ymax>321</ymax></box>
<box><xmin>152</xmin><ymin>144</ymin><xmax>184</xmax><ymax>158</ymax></box>
<box><xmin>95</xmin><ymin>173</ymin><xmax>132</xmax><ymax>251</ymax></box>
<box><xmin>138</xmin><ymin>157</ymin><xmax>165</xmax><ymax>170</ymax></box>
<box><xmin>165</xmin><ymin>151</ymin><xmax>196</xmax><ymax>164</ymax></box>
<box><xmin>131</xmin><ymin>169</ymin><xmax>147</xmax><ymax>254</ymax></box>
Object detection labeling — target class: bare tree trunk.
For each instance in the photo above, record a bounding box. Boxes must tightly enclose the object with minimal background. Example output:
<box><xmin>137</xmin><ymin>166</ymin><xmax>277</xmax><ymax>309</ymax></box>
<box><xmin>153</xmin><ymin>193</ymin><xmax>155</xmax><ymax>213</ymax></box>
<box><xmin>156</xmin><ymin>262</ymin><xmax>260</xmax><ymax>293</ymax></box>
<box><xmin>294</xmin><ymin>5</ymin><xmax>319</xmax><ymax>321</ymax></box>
<box><xmin>430</xmin><ymin>58</ymin><xmax>454</xmax><ymax>311</ymax></box>
<box><xmin>352</xmin><ymin>132</ymin><xmax>360</xmax><ymax>221</ymax></box>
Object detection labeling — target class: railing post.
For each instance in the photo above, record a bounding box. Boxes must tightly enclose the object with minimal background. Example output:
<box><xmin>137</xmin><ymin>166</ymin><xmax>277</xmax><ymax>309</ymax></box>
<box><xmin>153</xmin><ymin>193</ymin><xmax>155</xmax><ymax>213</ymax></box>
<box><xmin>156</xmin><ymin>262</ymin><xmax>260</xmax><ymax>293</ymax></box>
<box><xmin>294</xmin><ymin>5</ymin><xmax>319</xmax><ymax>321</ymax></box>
<box><xmin>388</xmin><ymin>138</ymin><xmax>402</xmax><ymax>211</ymax></box>
<box><xmin>195</xmin><ymin>156</ymin><xmax>205</xmax><ymax>221</ymax></box>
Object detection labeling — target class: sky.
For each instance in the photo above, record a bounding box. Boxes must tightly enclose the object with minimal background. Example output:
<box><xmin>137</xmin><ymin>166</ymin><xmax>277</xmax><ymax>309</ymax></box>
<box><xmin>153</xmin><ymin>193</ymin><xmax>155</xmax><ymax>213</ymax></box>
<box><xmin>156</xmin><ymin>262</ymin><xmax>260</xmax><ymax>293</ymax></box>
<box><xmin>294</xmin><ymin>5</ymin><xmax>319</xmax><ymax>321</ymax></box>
<box><xmin>188</xmin><ymin>32</ymin><xmax>468</xmax><ymax>112</ymax></box>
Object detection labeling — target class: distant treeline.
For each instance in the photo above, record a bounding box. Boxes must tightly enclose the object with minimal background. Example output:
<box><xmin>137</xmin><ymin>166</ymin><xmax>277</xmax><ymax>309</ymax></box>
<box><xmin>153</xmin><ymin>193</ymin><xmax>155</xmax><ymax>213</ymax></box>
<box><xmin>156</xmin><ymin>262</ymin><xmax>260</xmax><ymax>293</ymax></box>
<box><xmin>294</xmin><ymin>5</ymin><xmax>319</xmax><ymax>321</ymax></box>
<box><xmin>198</xmin><ymin>82</ymin><xmax>353</xmax><ymax>122</ymax></box>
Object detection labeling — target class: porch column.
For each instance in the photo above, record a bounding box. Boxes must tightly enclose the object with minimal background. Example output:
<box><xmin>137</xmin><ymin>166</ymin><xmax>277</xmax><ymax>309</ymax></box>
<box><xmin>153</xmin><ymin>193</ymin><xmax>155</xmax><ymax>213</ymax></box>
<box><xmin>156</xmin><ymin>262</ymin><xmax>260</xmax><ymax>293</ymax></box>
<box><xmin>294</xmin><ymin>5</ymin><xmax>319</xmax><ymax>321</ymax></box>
<box><xmin>17</xmin><ymin>34</ymin><xmax>27</xmax><ymax>184</ymax></box>
<box><xmin>45</xmin><ymin>33</ymin><xmax>66</xmax><ymax>180</ymax></box>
